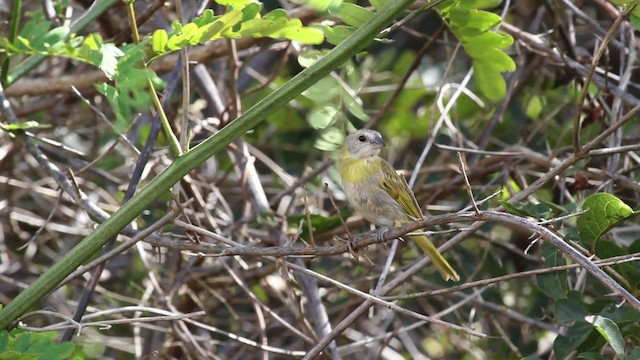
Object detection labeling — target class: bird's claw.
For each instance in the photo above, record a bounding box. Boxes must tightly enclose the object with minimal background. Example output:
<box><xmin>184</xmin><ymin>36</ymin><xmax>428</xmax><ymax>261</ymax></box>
<box><xmin>335</xmin><ymin>235</ymin><xmax>359</xmax><ymax>259</ymax></box>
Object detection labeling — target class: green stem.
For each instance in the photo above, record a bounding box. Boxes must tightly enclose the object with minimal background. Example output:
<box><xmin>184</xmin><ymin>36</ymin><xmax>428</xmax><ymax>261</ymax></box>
<box><xmin>0</xmin><ymin>0</ymin><xmax>415</xmax><ymax>330</ymax></box>
<box><xmin>126</xmin><ymin>1</ymin><xmax>182</xmax><ymax>157</ymax></box>
<box><xmin>0</xmin><ymin>0</ymin><xmax>22</xmax><ymax>85</ymax></box>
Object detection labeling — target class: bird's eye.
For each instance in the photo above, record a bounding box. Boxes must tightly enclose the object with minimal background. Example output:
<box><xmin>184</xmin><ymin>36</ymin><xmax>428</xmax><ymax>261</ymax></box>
<box><xmin>358</xmin><ymin>135</ymin><xmax>367</xmax><ymax>142</ymax></box>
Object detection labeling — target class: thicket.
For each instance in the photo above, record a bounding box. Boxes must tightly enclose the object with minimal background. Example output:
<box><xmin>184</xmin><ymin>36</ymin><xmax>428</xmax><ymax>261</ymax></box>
<box><xmin>1</xmin><ymin>0</ymin><xmax>640</xmax><ymax>359</ymax></box>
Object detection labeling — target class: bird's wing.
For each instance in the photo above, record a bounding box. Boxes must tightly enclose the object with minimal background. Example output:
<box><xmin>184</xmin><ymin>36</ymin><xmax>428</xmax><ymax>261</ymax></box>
<box><xmin>378</xmin><ymin>159</ymin><xmax>424</xmax><ymax>220</ymax></box>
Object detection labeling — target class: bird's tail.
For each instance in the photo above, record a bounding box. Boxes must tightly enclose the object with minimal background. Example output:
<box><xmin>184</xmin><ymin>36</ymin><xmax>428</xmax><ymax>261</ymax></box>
<box><xmin>411</xmin><ymin>234</ymin><xmax>460</xmax><ymax>282</ymax></box>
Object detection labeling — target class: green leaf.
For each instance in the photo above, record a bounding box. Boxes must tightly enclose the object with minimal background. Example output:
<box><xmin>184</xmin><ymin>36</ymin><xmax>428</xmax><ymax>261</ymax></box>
<box><xmin>474</xmin><ymin>50</ymin><xmax>516</xmax><ymax>73</ymax></box>
<box><xmin>0</xmin><ymin>331</ymin><xmax>7</xmax><ymax>352</ymax></box>
<box><xmin>554</xmin><ymin>291</ymin><xmax>588</xmax><ymax>325</ymax></box>
<box><xmin>627</xmin><ymin>348</ymin><xmax>640</xmax><ymax>360</ymax></box>
<box><xmin>314</xmin><ymin>127</ymin><xmax>344</xmax><ymax>151</ymax></box>
<box><xmin>500</xmin><ymin>201</ymin><xmax>555</xmax><ymax>219</ymax></box>
<box><xmin>18</xmin><ymin>21</ymin><xmax>50</xmax><ymax>46</ymax></box>
<box><xmin>537</xmin><ymin>242</ymin><xmax>568</xmax><ymax>300</ymax></box>
<box><xmin>301</xmin><ymin>77</ymin><xmax>340</xmax><ymax>101</ymax></box>
<box><xmin>370</xmin><ymin>0</ymin><xmax>389</xmax><ymax>11</ymax></box>
<box><xmin>281</xmin><ymin>26</ymin><xmax>324</xmax><ymax>45</ymax></box>
<box><xmin>216</xmin><ymin>0</ymin><xmax>255</xmax><ymax>7</ymax></box>
<box><xmin>526</xmin><ymin>95</ymin><xmax>543</xmax><ymax>119</ymax></box>
<box><xmin>250</xmin><ymin>284</ymin><xmax>268</xmax><ymax>302</ymax></box>
<box><xmin>577</xmin><ymin>193</ymin><xmax>634</xmax><ymax>250</ymax></box>
<box><xmin>240</xmin><ymin>2</ymin><xmax>262</xmax><ymax>20</ymax></box>
<box><xmin>298</xmin><ymin>50</ymin><xmax>329</xmax><ymax>68</ymax></box>
<box><xmin>296</xmin><ymin>0</ymin><xmax>343</xmax><ymax>11</ymax></box>
<box><xmin>448</xmin><ymin>8</ymin><xmax>501</xmax><ymax>31</ymax></box>
<box><xmin>98</xmin><ymin>43</ymin><xmax>124</xmax><ymax>80</ymax></box>
<box><xmin>264</xmin><ymin>8</ymin><xmax>288</xmax><ymax>20</ymax></box>
<box><xmin>584</xmin><ymin>315</ymin><xmax>625</xmax><ymax>355</ymax></box>
<box><xmin>193</xmin><ymin>9</ymin><xmax>215</xmax><ymax>27</ymax></box>
<box><xmin>287</xmin><ymin>209</ymin><xmax>351</xmax><ymax>241</ymax></box>
<box><xmin>171</xmin><ymin>21</ymin><xmax>183</xmax><ymax>33</ymax></box>
<box><xmin>309</xmin><ymin>105</ymin><xmax>339</xmax><ymax>129</ymax></box>
<box><xmin>343</xmin><ymin>93</ymin><xmax>368</xmax><ymax>121</ymax></box>
<box><xmin>315</xmin><ymin>24</ymin><xmax>356</xmax><ymax>45</ymax></box>
<box><xmin>42</xmin><ymin>26</ymin><xmax>70</xmax><ymax>44</ymax></box>
<box><xmin>474</xmin><ymin>64</ymin><xmax>506</xmax><ymax>100</ymax></box>
<box><xmin>577</xmin><ymin>352</ymin><xmax>610</xmax><ymax>360</ymax></box>
<box><xmin>631</xmin><ymin>14</ymin><xmax>640</xmax><ymax>30</ymax></box>
<box><xmin>329</xmin><ymin>3</ymin><xmax>375</xmax><ymax>28</ymax></box>
<box><xmin>201</xmin><ymin>10</ymin><xmax>244</xmax><ymax>41</ymax></box>
<box><xmin>463</xmin><ymin>0</ymin><xmax>502</xmax><ymax>8</ymax></box>
<box><xmin>152</xmin><ymin>29</ymin><xmax>168</xmax><ymax>54</ymax></box>
<box><xmin>554</xmin><ymin>322</ymin><xmax>594</xmax><ymax>360</ymax></box>
<box><xmin>0</xmin><ymin>121</ymin><xmax>50</xmax><ymax>132</ymax></box>
<box><xmin>477</xmin><ymin>31</ymin><xmax>514</xmax><ymax>49</ymax></box>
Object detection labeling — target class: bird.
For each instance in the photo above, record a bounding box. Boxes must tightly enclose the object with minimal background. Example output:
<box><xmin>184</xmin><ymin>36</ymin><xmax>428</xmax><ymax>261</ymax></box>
<box><xmin>339</xmin><ymin>129</ymin><xmax>460</xmax><ymax>281</ymax></box>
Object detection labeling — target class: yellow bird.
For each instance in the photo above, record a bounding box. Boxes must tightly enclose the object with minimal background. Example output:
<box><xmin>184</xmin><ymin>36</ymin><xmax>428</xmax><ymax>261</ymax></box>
<box><xmin>339</xmin><ymin>129</ymin><xmax>460</xmax><ymax>281</ymax></box>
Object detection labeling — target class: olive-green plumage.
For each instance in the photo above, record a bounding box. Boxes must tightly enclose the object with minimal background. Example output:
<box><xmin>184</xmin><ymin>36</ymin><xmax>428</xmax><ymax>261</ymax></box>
<box><xmin>339</xmin><ymin>129</ymin><xmax>460</xmax><ymax>281</ymax></box>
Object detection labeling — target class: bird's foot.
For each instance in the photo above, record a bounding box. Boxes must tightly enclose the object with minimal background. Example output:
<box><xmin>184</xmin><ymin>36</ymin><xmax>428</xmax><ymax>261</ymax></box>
<box><xmin>377</xmin><ymin>228</ymin><xmax>392</xmax><ymax>249</ymax></box>
<box><xmin>335</xmin><ymin>235</ymin><xmax>359</xmax><ymax>259</ymax></box>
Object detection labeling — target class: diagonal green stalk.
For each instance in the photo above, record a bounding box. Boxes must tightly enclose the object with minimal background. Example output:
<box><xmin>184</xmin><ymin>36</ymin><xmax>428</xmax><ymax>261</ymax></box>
<box><xmin>0</xmin><ymin>0</ymin><xmax>415</xmax><ymax>330</ymax></box>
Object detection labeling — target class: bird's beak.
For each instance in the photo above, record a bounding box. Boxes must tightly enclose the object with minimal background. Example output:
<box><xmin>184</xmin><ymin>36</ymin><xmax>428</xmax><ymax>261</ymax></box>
<box><xmin>371</xmin><ymin>135</ymin><xmax>385</xmax><ymax>148</ymax></box>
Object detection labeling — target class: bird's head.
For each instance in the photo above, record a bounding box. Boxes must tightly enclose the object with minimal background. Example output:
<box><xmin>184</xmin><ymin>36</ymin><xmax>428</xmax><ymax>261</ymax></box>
<box><xmin>342</xmin><ymin>129</ymin><xmax>385</xmax><ymax>159</ymax></box>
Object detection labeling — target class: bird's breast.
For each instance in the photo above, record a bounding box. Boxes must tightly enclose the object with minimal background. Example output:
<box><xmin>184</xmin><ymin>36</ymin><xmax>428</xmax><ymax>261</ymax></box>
<box><xmin>339</xmin><ymin>157</ymin><xmax>407</xmax><ymax>227</ymax></box>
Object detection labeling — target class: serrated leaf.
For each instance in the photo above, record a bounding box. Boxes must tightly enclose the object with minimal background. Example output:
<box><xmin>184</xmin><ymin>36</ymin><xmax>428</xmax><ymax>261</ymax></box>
<box><xmin>577</xmin><ymin>193</ymin><xmax>634</xmax><ymax>250</ymax></box>
<box><xmin>99</xmin><ymin>43</ymin><xmax>124</xmax><ymax>80</ymax></box>
<box><xmin>584</xmin><ymin>315</ymin><xmax>625</xmax><ymax>355</ymax></box>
